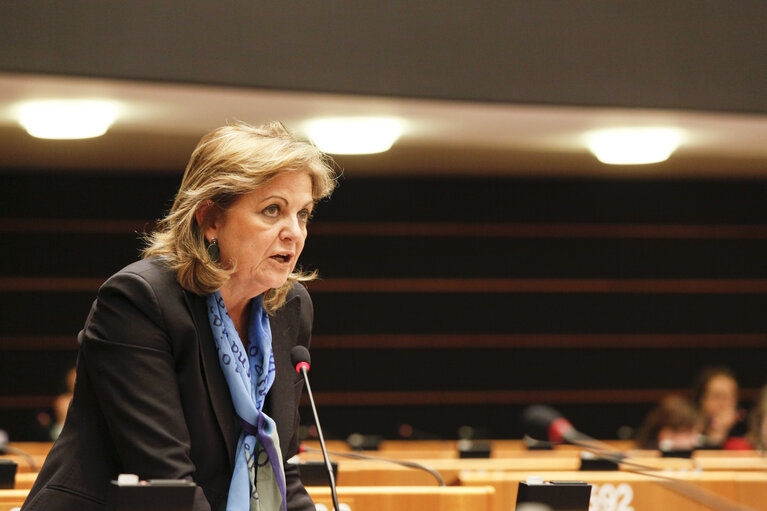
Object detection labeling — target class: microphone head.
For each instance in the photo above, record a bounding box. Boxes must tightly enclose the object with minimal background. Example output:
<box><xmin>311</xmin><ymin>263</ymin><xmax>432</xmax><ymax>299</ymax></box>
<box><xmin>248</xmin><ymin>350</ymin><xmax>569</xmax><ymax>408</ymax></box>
<box><xmin>523</xmin><ymin>404</ymin><xmax>562</xmax><ymax>436</ymax></box>
<box><xmin>291</xmin><ymin>345</ymin><xmax>311</xmax><ymax>373</ymax></box>
<box><xmin>523</xmin><ymin>405</ymin><xmax>575</xmax><ymax>444</ymax></box>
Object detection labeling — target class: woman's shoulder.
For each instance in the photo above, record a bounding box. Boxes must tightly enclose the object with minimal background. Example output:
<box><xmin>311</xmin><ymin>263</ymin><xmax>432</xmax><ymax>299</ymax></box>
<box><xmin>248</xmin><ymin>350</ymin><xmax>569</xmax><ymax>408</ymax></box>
<box><xmin>285</xmin><ymin>281</ymin><xmax>311</xmax><ymax>302</ymax></box>
<box><xmin>86</xmin><ymin>258</ymin><xmax>195</xmax><ymax>344</ymax></box>
<box><xmin>283</xmin><ymin>282</ymin><xmax>314</xmax><ymax>318</ymax></box>
<box><xmin>270</xmin><ymin>283</ymin><xmax>313</xmax><ymax>346</ymax></box>
<box><xmin>97</xmin><ymin>257</ymin><xmax>186</xmax><ymax>306</ymax></box>
<box><xmin>106</xmin><ymin>257</ymin><xmax>179</xmax><ymax>288</ymax></box>
<box><xmin>270</xmin><ymin>282</ymin><xmax>312</xmax><ymax>320</ymax></box>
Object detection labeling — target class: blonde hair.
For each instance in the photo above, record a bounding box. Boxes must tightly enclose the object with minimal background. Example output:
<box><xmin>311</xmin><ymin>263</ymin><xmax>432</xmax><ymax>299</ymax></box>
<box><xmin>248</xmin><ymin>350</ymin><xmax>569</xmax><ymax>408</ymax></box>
<box><xmin>143</xmin><ymin>121</ymin><xmax>337</xmax><ymax>313</ymax></box>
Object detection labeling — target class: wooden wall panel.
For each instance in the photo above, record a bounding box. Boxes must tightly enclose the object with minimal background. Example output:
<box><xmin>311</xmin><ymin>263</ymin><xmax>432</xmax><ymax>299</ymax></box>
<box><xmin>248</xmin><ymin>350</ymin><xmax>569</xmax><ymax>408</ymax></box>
<box><xmin>1</xmin><ymin>172</ymin><xmax>765</xmax><ymax>441</ymax></box>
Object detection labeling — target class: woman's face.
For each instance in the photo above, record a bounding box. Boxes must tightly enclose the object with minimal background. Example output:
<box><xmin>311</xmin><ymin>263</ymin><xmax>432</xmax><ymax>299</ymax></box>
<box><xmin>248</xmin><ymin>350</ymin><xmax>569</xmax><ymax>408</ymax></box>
<box><xmin>701</xmin><ymin>374</ymin><xmax>738</xmax><ymax>417</ymax></box>
<box><xmin>206</xmin><ymin>171</ymin><xmax>314</xmax><ymax>299</ymax></box>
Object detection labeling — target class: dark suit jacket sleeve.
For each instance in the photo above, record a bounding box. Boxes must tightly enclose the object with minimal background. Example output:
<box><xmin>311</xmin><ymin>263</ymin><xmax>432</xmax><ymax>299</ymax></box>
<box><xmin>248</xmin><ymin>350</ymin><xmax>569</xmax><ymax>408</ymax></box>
<box><xmin>81</xmin><ymin>270</ymin><xmax>211</xmax><ymax>510</ymax></box>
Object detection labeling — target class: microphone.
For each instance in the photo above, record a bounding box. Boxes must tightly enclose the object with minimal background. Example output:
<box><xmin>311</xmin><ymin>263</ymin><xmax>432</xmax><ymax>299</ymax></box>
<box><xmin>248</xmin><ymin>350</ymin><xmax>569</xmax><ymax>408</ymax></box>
<box><xmin>522</xmin><ymin>405</ymin><xmax>618</xmax><ymax>454</ymax></box>
<box><xmin>291</xmin><ymin>346</ymin><xmax>340</xmax><ymax>511</ymax></box>
<box><xmin>523</xmin><ymin>405</ymin><xmax>578</xmax><ymax>444</ymax></box>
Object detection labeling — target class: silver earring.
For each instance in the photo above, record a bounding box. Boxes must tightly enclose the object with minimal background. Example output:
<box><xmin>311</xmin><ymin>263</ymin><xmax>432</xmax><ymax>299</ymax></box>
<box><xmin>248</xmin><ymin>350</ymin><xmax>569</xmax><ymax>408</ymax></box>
<box><xmin>207</xmin><ymin>238</ymin><xmax>220</xmax><ymax>263</ymax></box>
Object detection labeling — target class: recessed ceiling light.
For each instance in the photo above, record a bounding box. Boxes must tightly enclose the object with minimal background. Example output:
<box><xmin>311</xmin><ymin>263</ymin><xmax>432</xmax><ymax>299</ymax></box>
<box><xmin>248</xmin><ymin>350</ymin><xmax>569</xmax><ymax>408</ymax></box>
<box><xmin>586</xmin><ymin>127</ymin><xmax>682</xmax><ymax>165</ymax></box>
<box><xmin>302</xmin><ymin>117</ymin><xmax>404</xmax><ymax>154</ymax></box>
<box><xmin>16</xmin><ymin>99</ymin><xmax>119</xmax><ymax>139</ymax></box>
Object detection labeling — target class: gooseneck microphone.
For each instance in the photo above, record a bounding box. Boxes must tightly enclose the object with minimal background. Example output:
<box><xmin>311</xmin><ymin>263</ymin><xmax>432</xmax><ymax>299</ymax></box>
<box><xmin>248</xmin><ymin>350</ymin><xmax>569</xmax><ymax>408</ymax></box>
<box><xmin>522</xmin><ymin>405</ymin><xmax>619</xmax><ymax>455</ymax></box>
<box><xmin>291</xmin><ymin>346</ymin><xmax>340</xmax><ymax>511</ymax></box>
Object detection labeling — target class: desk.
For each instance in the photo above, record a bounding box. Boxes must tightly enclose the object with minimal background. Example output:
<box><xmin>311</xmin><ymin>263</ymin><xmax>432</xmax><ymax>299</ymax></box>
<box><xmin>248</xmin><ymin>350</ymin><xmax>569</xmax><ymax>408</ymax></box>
<box><xmin>329</xmin><ymin>457</ymin><xmax>579</xmax><ymax>486</ymax></box>
<box><xmin>299</xmin><ymin>453</ymin><xmax>767</xmax><ymax>486</ymax></box>
<box><xmin>0</xmin><ymin>456</ymin><xmax>43</xmax><ymax>475</ymax></box>
<box><xmin>5</xmin><ymin>445</ymin><xmax>51</xmax><ymax>458</ymax></box>
<box><xmin>12</xmin><ymin>474</ymin><xmax>35</xmax><ymax>490</ymax></box>
<box><xmin>304</xmin><ymin>439</ymin><xmax>635</xmax><ymax>460</ymax></box>
<box><xmin>0</xmin><ymin>489</ymin><xmax>26</xmax><ymax>511</ymax></box>
<box><xmin>0</xmin><ymin>486</ymin><xmax>495</xmax><ymax>511</ymax></box>
<box><xmin>460</xmin><ymin>470</ymin><xmax>765</xmax><ymax>511</ymax></box>
<box><xmin>307</xmin><ymin>485</ymin><xmax>494</xmax><ymax>511</ymax></box>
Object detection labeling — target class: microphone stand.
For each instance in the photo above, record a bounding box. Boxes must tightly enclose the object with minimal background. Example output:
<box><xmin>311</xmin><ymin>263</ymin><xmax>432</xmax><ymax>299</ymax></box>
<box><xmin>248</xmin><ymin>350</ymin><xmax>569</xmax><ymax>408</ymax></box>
<box><xmin>298</xmin><ymin>365</ymin><xmax>340</xmax><ymax>511</ymax></box>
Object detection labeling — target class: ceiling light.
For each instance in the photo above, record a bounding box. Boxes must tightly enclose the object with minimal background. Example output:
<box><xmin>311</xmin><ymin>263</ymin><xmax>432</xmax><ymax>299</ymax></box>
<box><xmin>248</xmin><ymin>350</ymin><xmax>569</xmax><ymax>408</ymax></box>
<box><xmin>17</xmin><ymin>99</ymin><xmax>119</xmax><ymax>139</ymax></box>
<box><xmin>586</xmin><ymin>127</ymin><xmax>682</xmax><ymax>165</ymax></box>
<box><xmin>303</xmin><ymin>117</ymin><xmax>404</xmax><ymax>154</ymax></box>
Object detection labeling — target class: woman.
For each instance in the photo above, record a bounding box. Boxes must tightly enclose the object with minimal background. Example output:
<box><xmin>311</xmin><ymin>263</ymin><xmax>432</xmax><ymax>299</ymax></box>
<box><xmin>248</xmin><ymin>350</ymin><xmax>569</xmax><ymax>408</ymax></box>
<box><xmin>692</xmin><ymin>366</ymin><xmax>747</xmax><ymax>449</ymax></box>
<box><xmin>22</xmin><ymin>121</ymin><xmax>337</xmax><ymax>511</ymax></box>
<box><xmin>746</xmin><ymin>384</ymin><xmax>767</xmax><ymax>451</ymax></box>
<box><xmin>634</xmin><ymin>394</ymin><xmax>701</xmax><ymax>451</ymax></box>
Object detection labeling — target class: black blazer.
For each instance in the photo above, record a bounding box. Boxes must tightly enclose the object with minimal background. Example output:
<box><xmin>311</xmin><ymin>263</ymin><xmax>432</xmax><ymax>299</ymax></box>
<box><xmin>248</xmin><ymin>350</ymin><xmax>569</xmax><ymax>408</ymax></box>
<box><xmin>22</xmin><ymin>258</ymin><xmax>315</xmax><ymax>511</ymax></box>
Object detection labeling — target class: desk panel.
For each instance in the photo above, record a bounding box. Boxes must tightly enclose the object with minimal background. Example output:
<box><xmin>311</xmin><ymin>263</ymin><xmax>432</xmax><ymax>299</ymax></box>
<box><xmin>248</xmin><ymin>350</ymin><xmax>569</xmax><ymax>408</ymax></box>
<box><xmin>304</xmin><ymin>453</ymin><xmax>767</xmax><ymax>487</ymax></box>
<box><xmin>0</xmin><ymin>486</ymin><xmax>494</xmax><ymax>511</ymax></box>
<box><xmin>308</xmin><ymin>486</ymin><xmax>494</xmax><ymax>511</ymax></box>
<box><xmin>460</xmin><ymin>470</ymin><xmax>764</xmax><ymax>511</ymax></box>
<box><xmin>0</xmin><ymin>489</ymin><xmax>26</xmax><ymax>511</ymax></box>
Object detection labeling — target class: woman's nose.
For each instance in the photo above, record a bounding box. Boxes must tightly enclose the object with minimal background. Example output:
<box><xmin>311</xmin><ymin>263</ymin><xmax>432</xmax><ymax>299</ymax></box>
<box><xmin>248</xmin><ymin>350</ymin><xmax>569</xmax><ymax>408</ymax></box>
<box><xmin>280</xmin><ymin>217</ymin><xmax>303</xmax><ymax>241</ymax></box>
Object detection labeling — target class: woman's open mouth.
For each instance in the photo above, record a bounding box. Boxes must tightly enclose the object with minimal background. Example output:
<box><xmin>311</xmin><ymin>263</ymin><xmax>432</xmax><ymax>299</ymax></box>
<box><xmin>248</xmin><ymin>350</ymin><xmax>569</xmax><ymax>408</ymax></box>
<box><xmin>270</xmin><ymin>253</ymin><xmax>293</xmax><ymax>264</ymax></box>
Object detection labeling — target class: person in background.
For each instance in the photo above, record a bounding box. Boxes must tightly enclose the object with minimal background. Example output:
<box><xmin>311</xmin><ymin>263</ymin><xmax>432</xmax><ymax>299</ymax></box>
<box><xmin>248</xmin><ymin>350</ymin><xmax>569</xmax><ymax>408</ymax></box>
<box><xmin>34</xmin><ymin>366</ymin><xmax>76</xmax><ymax>441</ymax></box>
<box><xmin>746</xmin><ymin>384</ymin><xmax>767</xmax><ymax>451</ymax></box>
<box><xmin>634</xmin><ymin>394</ymin><xmax>701</xmax><ymax>451</ymax></box>
<box><xmin>692</xmin><ymin>366</ymin><xmax>747</xmax><ymax>449</ymax></box>
<box><xmin>22</xmin><ymin>121</ymin><xmax>337</xmax><ymax>511</ymax></box>
<box><xmin>49</xmin><ymin>366</ymin><xmax>76</xmax><ymax>440</ymax></box>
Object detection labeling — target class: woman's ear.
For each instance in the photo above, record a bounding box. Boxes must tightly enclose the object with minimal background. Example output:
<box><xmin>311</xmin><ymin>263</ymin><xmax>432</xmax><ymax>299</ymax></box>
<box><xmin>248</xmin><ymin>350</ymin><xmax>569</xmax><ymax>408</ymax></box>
<box><xmin>195</xmin><ymin>200</ymin><xmax>220</xmax><ymax>242</ymax></box>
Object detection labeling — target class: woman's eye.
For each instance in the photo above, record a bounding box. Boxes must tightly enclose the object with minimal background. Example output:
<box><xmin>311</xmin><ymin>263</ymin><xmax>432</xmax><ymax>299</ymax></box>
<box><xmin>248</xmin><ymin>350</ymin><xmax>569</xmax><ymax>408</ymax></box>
<box><xmin>263</xmin><ymin>204</ymin><xmax>280</xmax><ymax>217</ymax></box>
<box><xmin>298</xmin><ymin>209</ymin><xmax>314</xmax><ymax>223</ymax></box>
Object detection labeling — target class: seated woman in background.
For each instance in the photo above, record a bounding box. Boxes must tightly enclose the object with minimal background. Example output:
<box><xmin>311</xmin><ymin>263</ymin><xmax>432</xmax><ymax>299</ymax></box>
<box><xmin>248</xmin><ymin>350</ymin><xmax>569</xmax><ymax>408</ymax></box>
<box><xmin>746</xmin><ymin>385</ymin><xmax>767</xmax><ymax>451</ymax></box>
<box><xmin>634</xmin><ymin>394</ymin><xmax>701</xmax><ymax>451</ymax></box>
<box><xmin>692</xmin><ymin>366</ymin><xmax>748</xmax><ymax>449</ymax></box>
<box><xmin>33</xmin><ymin>365</ymin><xmax>76</xmax><ymax>441</ymax></box>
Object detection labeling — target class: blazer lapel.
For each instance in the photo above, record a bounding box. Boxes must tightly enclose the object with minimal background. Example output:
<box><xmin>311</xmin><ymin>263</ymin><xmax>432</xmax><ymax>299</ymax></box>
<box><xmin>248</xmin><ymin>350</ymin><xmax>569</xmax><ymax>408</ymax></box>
<box><xmin>267</xmin><ymin>294</ymin><xmax>302</xmax><ymax>455</ymax></box>
<box><xmin>185</xmin><ymin>290</ymin><xmax>238</xmax><ymax>468</ymax></box>
<box><xmin>269</xmin><ymin>294</ymin><xmax>301</xmax><ymax>373</ymax></box>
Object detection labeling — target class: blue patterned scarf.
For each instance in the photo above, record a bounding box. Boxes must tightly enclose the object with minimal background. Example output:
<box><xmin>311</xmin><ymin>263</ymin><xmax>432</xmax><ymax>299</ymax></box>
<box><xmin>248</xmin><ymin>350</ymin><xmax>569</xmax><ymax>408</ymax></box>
<box><xmin>206</xmin><ymin>291</ymin><xmax>287</xmax><ymax>511</ymax></box>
